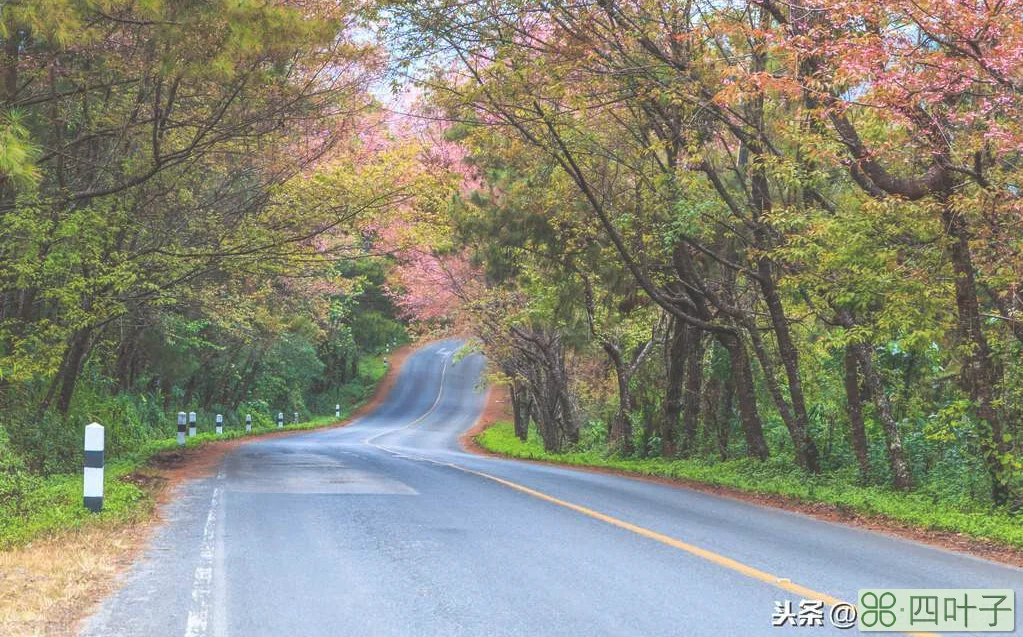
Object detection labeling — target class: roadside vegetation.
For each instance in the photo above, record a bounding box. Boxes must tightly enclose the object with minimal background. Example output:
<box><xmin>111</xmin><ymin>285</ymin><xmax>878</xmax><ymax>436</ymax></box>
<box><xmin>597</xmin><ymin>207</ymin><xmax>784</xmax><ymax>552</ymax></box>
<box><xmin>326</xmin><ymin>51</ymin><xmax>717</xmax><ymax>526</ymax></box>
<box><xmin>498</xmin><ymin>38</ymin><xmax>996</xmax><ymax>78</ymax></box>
<box><xmin>382</xmin><ymin>0</ymin><xmax>1023</xmax><ymax>537</ymax></box>
<box><xmin>478</xmin><ymin>422</ymin><xmax>1023</xmax><ymax>549</ymax></box>
<box><xmin>0</xmin><ymin>358</ymin><xmax>388</xmax><ymax>550</ymax></box>
<box><xmin>0</xmin><ymin>2</ymin><xmax>416</xmax><ymax>552</ymax></box>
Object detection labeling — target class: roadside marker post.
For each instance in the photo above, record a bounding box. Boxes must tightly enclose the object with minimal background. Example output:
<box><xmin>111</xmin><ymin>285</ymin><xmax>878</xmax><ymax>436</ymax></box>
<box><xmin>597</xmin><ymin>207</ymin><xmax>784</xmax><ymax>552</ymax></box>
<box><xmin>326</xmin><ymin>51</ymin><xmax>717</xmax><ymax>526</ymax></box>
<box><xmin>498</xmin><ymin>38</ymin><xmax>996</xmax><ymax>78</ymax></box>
<box><xmin>216</xmin><ymin>414</ymin><xmax>223</xmax><ymax>435</ymax></box>
<box><xmin>335</xmin><ymin>404</ymin><xmax>340</xmax><ymax>418</ymax></box>
<box><xmin>84</xmin><ymin>423</ymin><xmax>104</xmax><ymax>513</ymax></box>
<box><xmin>277</xmin><ymin>411</ymin><xmax>283</xmax><ymax>428</ymax></box>
<box><xmin>189</xmin><ymin>411</ymin><xmax>197</xmax><ymax>437</ymax></box>
<box><xmin>177</xmin><ymin>412</ymin><xmax>186</xmax><ymax>446</ymax></box>
<box><xmin>293</xmin><ymin>411</ymin><xmax>299</xmax><ymax>425</ymax></box>
<box><xmin>245</xmin><ymin>413</ymin><xmax>252</xmax><ymax>432</ymax></box>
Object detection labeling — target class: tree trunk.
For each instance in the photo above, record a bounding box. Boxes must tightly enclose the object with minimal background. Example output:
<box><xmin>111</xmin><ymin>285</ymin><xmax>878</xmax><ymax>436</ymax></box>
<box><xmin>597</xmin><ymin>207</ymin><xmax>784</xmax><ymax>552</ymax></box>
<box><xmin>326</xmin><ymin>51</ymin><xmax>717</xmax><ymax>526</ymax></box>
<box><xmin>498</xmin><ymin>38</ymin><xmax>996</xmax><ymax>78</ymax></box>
<box><xmin>853</xmin><ymin>343</ymin><xmax>912</xmax><ymax>490</ymax></box>
<box><xmin>942</xmin><ymin>203</ymin><xmax>1009</xmax><ymax>505</ymax></box>
<box><xmin>681</xmin><ymin>330</ymin><xmax>704</xmax><ymax>455</ymax></box>
<box><xmin>604</xmin><ymin>342</ymin><xmax>635</xmax><ymax>455</ymax></box>
<box><xmin>640</xmin><ymin>406</ymin><xmax>656</xmax><ymax>458</ymax></box>
<box><xmin>510</xmin><ymin>380</ymin><xmax>532</xmax><ymax>441</ymax></box>
<box><xmin>231</xmin><ymin>353</ymin><xmax>259</xmax><ymax>406</ymax></box>
<box><xmin>843</xmin><ymin>344</ymin><xmax>871</xmax><ymax>481</ymax></box>
<box><xmin>719</xmin><ymin>333</ymin><xmax>769</xmax><ymax>460</ymax></box>
<box><xmin>55</xmin><ymin>327</ymin><xmax>94</xmax><ymax>414</ymax></box>
<box><xmin>703</xmin><ymin>332</ymin><xmax>733</xmax><ymax>460</ymax></box>
<box><xmin>756</xmin><ymin>260</ymin><xmax>821</xmax><ymax>472</ymax></box>
<box><xmin>3</xmin><ymin>22</ymin><xmax>19</xmax><ymax>104</ymax></box>
<box><xmin>115</xmin><ymin>326</ymin><xmax>140</xmax><ymax>392</ymax></box>
<box><xmin>718</xmin><ymin>372</ymin><xmax>735</xmax><ymax>460</ymax></box>
<box><xmin>515</xmin><ymin>328</ymin><xmax>579</xmax><ymax>452</ymax></box>
<box><xmin>182</xmin><ymin>371</ymin><xmax>199</xmax><ymax>409</ymax></box>
<box><xmin>702</xmin><ymin>372</ymin><xmax>721</xmax><ymax>456</ymax></box>
<box><xmin>662</xmin><ymin>319</ymin><xmax>688</xmax><ymax>456</ymax></box>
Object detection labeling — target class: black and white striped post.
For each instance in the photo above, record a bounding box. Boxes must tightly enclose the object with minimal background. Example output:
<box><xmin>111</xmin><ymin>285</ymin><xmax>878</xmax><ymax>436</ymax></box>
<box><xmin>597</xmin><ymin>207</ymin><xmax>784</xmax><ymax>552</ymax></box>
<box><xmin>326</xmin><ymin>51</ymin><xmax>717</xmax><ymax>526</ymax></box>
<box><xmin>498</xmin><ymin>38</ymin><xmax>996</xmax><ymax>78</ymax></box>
<box><xmin>293</xmin><ymin>411</ymin><xmax>299</xmax><ymax>425</ymax></box>
<box><xmin>84</xmin><ymin>423</ymin><xmax>104</xmax><ymax>513</ymax></box>
<box><xmin>216</xmin><ymin>414</ymin><xmax>223</xmax><ymax>435</ymax></box>
<box><xmin>177</xmin><ymin>411</ymin><xmax>186</xmax><ymax>446</ymax></box>
<box><xmin>245</xmin><ymin>413</ymin><xmax>252</xmax><ymax>432</ymax></box>
<box><xmin>335</xmin><ymin>403</ymin><xmax>340</xmax><ymax>418</ymax></box>
<box><xmin>277</xmin><ymin>411</ymin><xmax>283</xmax><ymax>428</ymax></box>
<box><xmin>189</xmin><ymin>411</ymin><xmax>197</xmax><ymax>437</ymax></box>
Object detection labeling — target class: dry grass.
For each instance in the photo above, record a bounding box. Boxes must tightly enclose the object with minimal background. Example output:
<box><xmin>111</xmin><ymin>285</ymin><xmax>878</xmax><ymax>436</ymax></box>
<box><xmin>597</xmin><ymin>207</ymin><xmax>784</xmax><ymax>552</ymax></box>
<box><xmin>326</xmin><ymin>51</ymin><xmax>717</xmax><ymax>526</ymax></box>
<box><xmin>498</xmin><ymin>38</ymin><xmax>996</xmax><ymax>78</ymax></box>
<box><xmin>0</xmin><ymin>522</ymin><xmax>150</xmax><ymax>637</ymax></box>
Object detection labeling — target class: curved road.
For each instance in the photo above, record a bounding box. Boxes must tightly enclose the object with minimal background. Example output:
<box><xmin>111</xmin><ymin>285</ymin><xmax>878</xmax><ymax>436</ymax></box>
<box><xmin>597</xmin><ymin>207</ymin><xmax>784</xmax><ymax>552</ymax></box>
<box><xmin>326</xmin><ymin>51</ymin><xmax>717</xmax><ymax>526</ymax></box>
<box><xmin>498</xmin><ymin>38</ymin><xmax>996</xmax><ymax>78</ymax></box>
<box><xmin>82</xmin><ymin>339</ymin><xmax>1023</xmax><ymax>636</ymax></box>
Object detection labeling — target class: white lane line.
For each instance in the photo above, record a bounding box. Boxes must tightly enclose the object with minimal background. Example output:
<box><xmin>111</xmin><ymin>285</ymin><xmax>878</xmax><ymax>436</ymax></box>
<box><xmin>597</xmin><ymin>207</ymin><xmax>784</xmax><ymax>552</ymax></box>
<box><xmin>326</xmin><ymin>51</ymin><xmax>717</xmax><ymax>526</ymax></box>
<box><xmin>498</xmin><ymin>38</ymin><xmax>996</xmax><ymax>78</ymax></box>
<box><xmin>184</xmin><ymin>478</ymin><xmax>223</xmax><ymax>637</ymax></box>
<box><xmin>363</xmin><ymin>347</ymin><xmax>454</xmax><ymax>447</ymax></box>
<box><xmin>212</xmin><ymin>483</ymin><xmax>228</xmax><ymax>637</ymax></box>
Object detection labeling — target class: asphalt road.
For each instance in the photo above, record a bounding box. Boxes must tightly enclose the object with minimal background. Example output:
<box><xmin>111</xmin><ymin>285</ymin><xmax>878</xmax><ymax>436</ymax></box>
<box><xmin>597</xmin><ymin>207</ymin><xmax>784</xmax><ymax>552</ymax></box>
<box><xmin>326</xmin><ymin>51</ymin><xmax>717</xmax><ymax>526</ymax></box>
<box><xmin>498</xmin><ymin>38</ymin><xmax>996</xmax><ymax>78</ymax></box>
<box><xmin>82</xmin><ymin>339</ymin><xmax>1023</xmax><ymax>637</ymax></box>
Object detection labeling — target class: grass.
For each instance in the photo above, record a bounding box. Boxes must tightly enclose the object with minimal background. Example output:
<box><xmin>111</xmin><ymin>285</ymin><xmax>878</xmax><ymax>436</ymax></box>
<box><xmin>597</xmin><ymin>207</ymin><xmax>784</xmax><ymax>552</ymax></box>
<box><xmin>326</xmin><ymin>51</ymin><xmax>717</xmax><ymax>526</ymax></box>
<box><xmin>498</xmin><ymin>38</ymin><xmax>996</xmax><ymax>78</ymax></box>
<box><xmin>477</xmin><ymin>421</ymin><xmax>1023</xmax><ymax>549</ymax></box>
<box><xmin>0</xmin><ymin>356</ymin><xmax>389</xmax><ymax>551</ymax></box>
<box><xmin>0</xmin><ymin>518</ymin><xmax>151</xmax><ymax>637</ymax></box>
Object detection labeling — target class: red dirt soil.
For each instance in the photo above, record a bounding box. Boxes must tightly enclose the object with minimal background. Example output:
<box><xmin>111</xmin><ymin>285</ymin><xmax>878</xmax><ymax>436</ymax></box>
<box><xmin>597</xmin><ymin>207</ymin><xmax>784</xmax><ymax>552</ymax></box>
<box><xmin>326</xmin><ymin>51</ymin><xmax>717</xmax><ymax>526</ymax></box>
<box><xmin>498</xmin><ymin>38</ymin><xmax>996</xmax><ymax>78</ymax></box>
<box><xmin>460</xmin><ymin>384</ymin><xmax>512</xmax><ymax>453</ymax></box>
<box><xmin>462</xmin><ymin>385</ymin><xmax>1023</xmax><ymax>569</ymax></box>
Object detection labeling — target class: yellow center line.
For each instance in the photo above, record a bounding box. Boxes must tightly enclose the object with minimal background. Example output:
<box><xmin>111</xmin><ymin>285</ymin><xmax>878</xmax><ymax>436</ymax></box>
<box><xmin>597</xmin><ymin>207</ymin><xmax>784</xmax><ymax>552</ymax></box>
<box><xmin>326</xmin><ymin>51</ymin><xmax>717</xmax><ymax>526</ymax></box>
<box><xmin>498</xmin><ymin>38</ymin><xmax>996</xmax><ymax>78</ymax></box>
<box><xmin>362</xmin><ymin>349</ymin><xmax>453</xmax><ymax>446</ymax></box>
<box><xmin>373</xmin><ymin>443</ymin><xmax>941</xmax><ymax>637</ymax></box>
<box><xmin>360</xmin><ymin>344</ymin><xmax>939</xmax><ymax>637</ymax></box>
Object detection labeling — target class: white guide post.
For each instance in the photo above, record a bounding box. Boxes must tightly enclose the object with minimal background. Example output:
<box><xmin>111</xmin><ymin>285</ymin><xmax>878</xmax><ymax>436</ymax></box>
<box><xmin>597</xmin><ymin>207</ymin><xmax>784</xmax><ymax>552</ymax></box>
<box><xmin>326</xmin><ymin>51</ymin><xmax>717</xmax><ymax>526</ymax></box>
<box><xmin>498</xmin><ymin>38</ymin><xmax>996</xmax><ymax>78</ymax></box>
<box><xmin>177</xmin><ymin>411</ymin><xmax>187</xmax><ymax>446</ymax></box>
<box><xmin>84</xmin><ymin>423</ymin><xmax>104</xmax><ymax>513</ymax></box>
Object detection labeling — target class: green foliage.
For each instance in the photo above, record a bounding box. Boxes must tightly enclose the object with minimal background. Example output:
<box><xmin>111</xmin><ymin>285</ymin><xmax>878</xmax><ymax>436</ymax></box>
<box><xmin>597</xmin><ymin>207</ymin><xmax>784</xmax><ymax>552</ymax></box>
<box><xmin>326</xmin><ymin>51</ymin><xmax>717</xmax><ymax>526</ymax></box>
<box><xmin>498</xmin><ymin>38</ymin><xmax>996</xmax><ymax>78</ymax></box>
<box><xmin>256</xmin><ymin>332</ymin><xmax>327</xmax><ymax>415</ymax></box>
<box><xmin>0</xmin><ymin>110</ymin><xmax>40</xmax><ymax>189</ymax></box>
<box><xmin>0</xmin><ymin>460</ymin><xmax>152</xmax><ymax>551</ymax></box>
<box><xmin>0</xmin><ymin>0</ymin><xmax>411</xmax><ymax>485</ymax></box>
<box><xmin>393</xmin><ymin>0</ymin><xmax>1023</xmax><ymax>507</ymax></box>
<box><xmin>0</xmin><ymin>224</ymin><xmax>407</xmax><ymax>472</ymax></box>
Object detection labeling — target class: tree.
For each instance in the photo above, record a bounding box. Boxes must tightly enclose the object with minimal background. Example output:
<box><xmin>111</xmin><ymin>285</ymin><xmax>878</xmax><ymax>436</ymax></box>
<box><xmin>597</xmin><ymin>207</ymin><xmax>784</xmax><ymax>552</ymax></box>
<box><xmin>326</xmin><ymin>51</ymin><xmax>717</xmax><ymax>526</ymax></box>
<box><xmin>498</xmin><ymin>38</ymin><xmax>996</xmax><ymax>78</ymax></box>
<box><xmin>386</xmin><ymin>0</ymin><xmax>1022</xmax><ymax>505</ymax></box>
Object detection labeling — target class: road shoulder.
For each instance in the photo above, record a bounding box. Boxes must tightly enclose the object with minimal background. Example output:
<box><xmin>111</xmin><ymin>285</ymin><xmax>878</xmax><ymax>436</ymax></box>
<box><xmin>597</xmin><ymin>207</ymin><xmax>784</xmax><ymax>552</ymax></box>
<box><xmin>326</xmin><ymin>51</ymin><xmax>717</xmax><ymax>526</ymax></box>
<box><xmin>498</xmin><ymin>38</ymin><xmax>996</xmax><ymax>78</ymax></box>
<box><xmin>462</xmin><ymin>385</ymin><xmax>1023</xmax><ymax>569</ymax></box>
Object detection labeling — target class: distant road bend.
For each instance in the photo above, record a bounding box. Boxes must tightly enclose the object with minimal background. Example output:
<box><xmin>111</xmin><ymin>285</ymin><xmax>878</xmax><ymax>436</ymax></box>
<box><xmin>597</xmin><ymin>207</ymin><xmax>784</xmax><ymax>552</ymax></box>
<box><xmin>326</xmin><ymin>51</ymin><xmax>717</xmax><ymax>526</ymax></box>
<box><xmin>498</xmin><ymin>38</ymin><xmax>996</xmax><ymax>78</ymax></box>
<box><xmin>83</xmin><ymin>339</ymin><xmax>1023</xmax><ymax>637</ymax></box>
